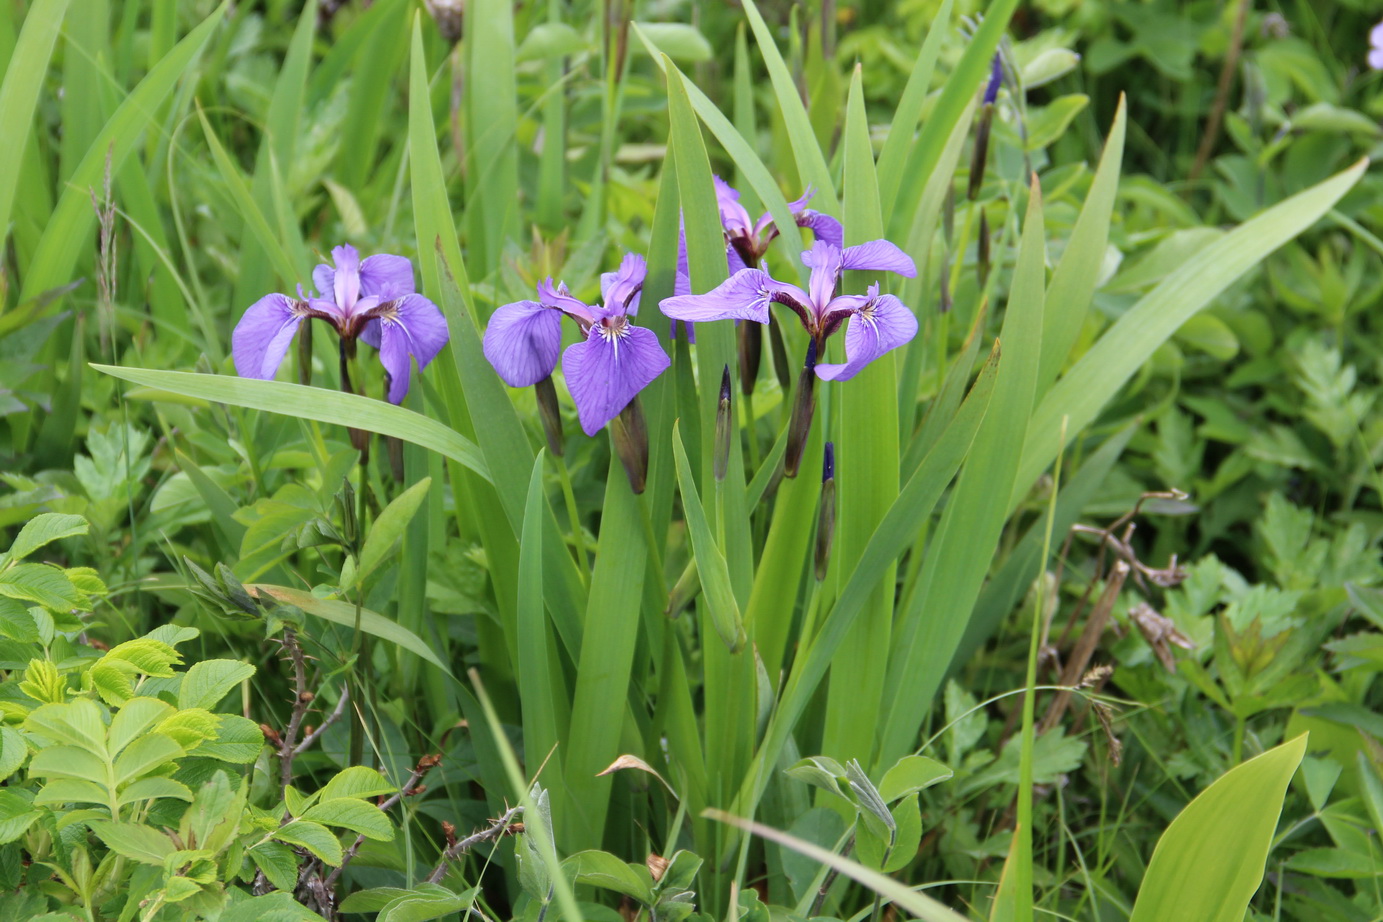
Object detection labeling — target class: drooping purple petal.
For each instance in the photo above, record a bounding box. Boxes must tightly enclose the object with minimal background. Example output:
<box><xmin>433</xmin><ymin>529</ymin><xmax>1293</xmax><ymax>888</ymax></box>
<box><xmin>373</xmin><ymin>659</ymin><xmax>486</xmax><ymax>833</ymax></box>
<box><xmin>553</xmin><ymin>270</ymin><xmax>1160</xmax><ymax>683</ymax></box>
<box><xmin>796</xmin><ymin>210</ymin><xmax>844</xmax><ymax>249</ymax></box>
<box><xmin>538</xmin><ymin>279</ymin><xmax>598</xmax><ymax>326</ymax></box>
<box><xmin>359</xmin><ymin>254</ymin><xmax>416</xmax><ymax>300</ymax></box>
<box><xmin>983</xmin><ymin>54</ymin><xmax>1003</xmax><ymax>105</ymax></box>
<box><xmin>329</xmin><ymin>244</ymin><xmax>362</xmax><ymax>315</ymax></box>
<box><xmin>815</xmin><ymin>290</ymin><xmax>918</xmax><ymax>382</ymax></box>
<box><xmin>483</xmin><ymin>300</ymin><xmax>562</xmax><ymax>388</ymax></box>
<box><xmin>661</xmin><ymin>268</ymin><xmax>809</xmax><ymax>325</ymax></box>
<box><xmin>373</xmin><ymin>294</ymin><xmax>451</xmax><ymax>403</ymax></box>
<box><xmin>562</xmin><ymin>323</ymin><xmax>670</xmax><ymax>436</ymax></box>
<box><xmin>840</xmin><ymin>239</ymin><xmax>917</xmax><ymax>278</ymax></box>
<box><xmin>232</xmin><ymin>293</ymin><xmax>305</xmax><ymax>380</ymax></box>
<box><xmin>1371</xmin><ymin>44</ymin><xmax>1383</xmax><ymax>70</ymax></box>
<box><xmin>600</xmin><ymin>252</ymin><xmax>647</xmax><ymax>316</ymax></box>
<box><xmin>714</xmin><ymin>175</ymin><xmax>754</xmax><ymax>237</ymax></box>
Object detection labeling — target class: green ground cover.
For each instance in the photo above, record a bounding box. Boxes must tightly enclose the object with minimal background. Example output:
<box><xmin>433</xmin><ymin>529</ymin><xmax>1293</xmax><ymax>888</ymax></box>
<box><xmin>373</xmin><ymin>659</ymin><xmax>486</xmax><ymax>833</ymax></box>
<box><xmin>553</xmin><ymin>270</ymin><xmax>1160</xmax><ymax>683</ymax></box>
<box><xmin>1</xmin><ymin>1</ymin><xmax>1382</xmax><ymax>920</ymax></box>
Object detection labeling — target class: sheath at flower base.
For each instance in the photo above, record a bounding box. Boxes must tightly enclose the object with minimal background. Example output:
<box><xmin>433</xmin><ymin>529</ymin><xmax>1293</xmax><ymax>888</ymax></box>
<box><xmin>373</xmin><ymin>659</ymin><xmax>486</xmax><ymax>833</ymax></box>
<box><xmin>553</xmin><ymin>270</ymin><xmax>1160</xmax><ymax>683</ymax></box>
<box><xmin>660</xmin><ymin>239</ymin><xmax>917</xmax><ymax>476</ymax></box>
<box><xmin>231</xmin><ymin>244</ymin><xmax>450</xmax><ymax>405</ymax></box>
<box><xmin>482</xmin><ymin>253</ymin><xmax>671</xmax><ymax>492</ymax></box>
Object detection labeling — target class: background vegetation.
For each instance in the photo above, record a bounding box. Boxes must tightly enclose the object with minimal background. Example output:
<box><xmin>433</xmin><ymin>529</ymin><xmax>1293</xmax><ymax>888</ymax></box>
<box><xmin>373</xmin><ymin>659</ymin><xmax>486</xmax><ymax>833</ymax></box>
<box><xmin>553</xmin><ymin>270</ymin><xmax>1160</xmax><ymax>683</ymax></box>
<box><xmin>1</xmin><ymin>0</ymin><xmax>1382</xmax><ymax>920</ymax></box>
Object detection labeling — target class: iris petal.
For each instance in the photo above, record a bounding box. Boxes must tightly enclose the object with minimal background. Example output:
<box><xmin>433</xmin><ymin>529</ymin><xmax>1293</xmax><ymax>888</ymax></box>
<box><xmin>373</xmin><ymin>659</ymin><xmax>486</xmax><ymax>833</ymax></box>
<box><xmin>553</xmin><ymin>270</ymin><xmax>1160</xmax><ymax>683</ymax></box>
<box><xmin>374</xmin><ymin>293</ymin><xmax>451</xmax><ymax>403</ymax></box>
<box><xmin>483</xmin><ymin>300</ymin><xmax>563</xmax><ymax>388</ymax></box>
<box><xmin>562</xmin><ymin>323</ymin><xmax>670</xmax><ymax>436</ymax></box>
<box><xmin>660</xmin><ymin>268</ymin><xmax>808</xmax><ymax>325</ymax></box>
<box><xmin>359</xmin><ymin>254</ymin><xmax>416</xmax><ymax>300</ymax></box>
<box><xmin>815</xmin><ymin>292</ymin><xmax>918</xmax><ymax>382</ymax></box>
<box><xmin>841</xmin><ymin>239</ymin><xmax>917</xmax><ymax>278</ymax></box>
<box><xmin>600</xmin><ymin>252</ymin><xmax>647</xmax><ymax>316</ymax></box>
<box><xmin>232</xmin><ymin>294</ymin><xmax>304</xmax><ymax>380</ymax></box>
<box><xmin>330</xmin><ymin>244</ymin><xmax>362</xmax><ymax>314</ymax></box>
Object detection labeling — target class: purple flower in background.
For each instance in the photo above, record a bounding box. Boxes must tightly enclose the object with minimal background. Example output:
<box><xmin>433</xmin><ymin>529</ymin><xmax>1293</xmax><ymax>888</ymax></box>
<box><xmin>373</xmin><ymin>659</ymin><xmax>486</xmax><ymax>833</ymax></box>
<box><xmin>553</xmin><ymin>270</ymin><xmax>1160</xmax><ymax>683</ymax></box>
<box><xmin>983</xmin><ymin>53</ymin><xmax>1003</xmax><ymax>105</ymax></box>
<box><xmin>1370</xmin><ymin>22</ymin><xmax>1383</xmax><ymax>70</ymax></box>
<box><xmin>484</xmin><ymin>253</ymin><xmax>670</xmax><ymax>436</ymax></box>
<box><xmin>714</xmin><ymin>176</ymin><xmax>842</xmax><ymax>273</ymax></box>
<box><xmin>232</xmin><ymin>244</ymin><xmax>449</xmax><ymax>404</ymax></box>
<box><xmin>661</xmin><ymin>239</ymin><xmax>917</xmax><ymax>382</ymax></box>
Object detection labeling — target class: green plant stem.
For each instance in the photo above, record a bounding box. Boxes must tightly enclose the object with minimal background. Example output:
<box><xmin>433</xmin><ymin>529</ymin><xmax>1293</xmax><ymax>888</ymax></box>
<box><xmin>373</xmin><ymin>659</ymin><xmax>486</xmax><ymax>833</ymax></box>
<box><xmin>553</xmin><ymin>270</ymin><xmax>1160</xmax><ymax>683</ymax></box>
<box><xmin>552</xmin><ymin>452</ymin><xmax>590</xmax><ymax>584</ymax></box>
<box><xmin>638</xmin><ymin>492</ymin><xmax>669</xmax><ymax>602</ymax></box>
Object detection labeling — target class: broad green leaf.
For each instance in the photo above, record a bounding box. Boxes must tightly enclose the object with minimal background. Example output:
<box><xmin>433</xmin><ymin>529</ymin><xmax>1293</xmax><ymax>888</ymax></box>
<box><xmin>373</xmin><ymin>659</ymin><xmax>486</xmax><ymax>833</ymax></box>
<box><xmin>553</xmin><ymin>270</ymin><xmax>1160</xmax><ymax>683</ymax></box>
<box><xmin>179</xmin><ymin>659</ymin><xmax>255</xmax><ymax>711</ymax></box>
<box><xmin>88</xmin><ymin>820</ymin><xmax>175</xmax><ymax>865</ymax></box>
<box><xmin>320</xmin><ymin>765</ymin><xmax>396</xmax><ymax>802</ymax></box>
<box><xmin>247</xmin><ymin>843</ymin><xmax>300</xmax><ymax>896</ymax></box>
<box><xmin>355</xmin><ymin>478</ymin><xmax>431</xmax><ymax>588</ymax></box>
<box><xmin>301</xmin><ymin>798</ymin><xmax>394</xmax><ymax>841</ymax></box>
<box><xmin>378</xmin><ymin>887</ymin><xmax>478</xmax><ymax>922</ymax></box>
<box><xmin>274</xmin><ymin>819</ymin><xmax>344</xmax><ymax>866</ymax></box>
<box><xmin>197</xmin><ymin>715</ymin><xmax>266</xmax><ymax>764</ymax></box>
<box><xmin>6</xmin><ymin>513</ymin><xmax>87</xmax><ymax>560</ymax></box>
<box><xmin>0</xmin><ymin>563</ymin><xmax>78</xmax><ymax>610</ymax></box>
<box><xmin>878</xmin><ymin>756</ymin><xmax>953</xmax><ymax>803</ymax></box>
<box><xmin>107</xmin><ymin>697</ymin><xmax>175</xmax><ymax>755</ymax></box>
<box><xmin>563</xmin><ymin>850</ymin><xmax>655</xmax><ymax>905</ymax></box>
<box><xmin>631</xmin><ymin>23</ymin><xmax>711</xmax><ymax>61</ymax></box>
<box><xmin>117</xmin><ymin>777</ymin><xmax>194</xmax><ymax>806</ymax></box>
<box><xmin>1129</xmin><ymin>734</ymin><xmax>1308</xmax><ymax>922</ymax></box>
<box><xmin>91</xmin><ymin>368</ymin><xmax>488</xmax><ymax>481</ymax></box>
<box><xmin>0</xmin><ymin>791</ymin><xmax>39</xmax><ymax>844</ymax></box>
<box><xmin>0</xmin><ymin>728</ymin><xmax>27</xmax><ymax>780</ymax></box>
<box><xmin>25</xmin><ymin>699</ymin><xmax>106</xmax><ymax>752</ymax></box>
<box><xmin>247</xmin><ymin>583</ymin><xmax>450</xmax><ymax>673</ymax></box>
<box><xmin>113</xmin><ymin>733</ymin><xmax>184</xmax><ymax>785</ymax></box>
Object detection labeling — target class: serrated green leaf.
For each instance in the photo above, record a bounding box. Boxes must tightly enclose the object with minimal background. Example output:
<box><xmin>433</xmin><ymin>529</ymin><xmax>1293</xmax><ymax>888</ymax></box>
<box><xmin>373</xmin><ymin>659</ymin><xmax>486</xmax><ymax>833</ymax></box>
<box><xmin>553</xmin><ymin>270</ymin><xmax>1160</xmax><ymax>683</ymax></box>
<box><xmin>301</xmin><ymin>798</ymin><xmax>393</xmax><ymax>841</ymax></box>
<box><xmin>0</xmin><ymin>791</ymin><xmax>40</xmax><ymax>845</ymax></box>
<box><xmin>88</xmin><ymin>820</ymin><xmax>175</xmax><ymax>865</ymax></box>
<box><xmin>7</xmin><ymin>514</ymin><xmax>88</xmax><ymax>560</ymax></box>
<box><xmin>178</xmin><ymin>659</ymin><xmax>255</xmax><ymax>711</ymax></box>
<box><xmin>249</xmin><ymin>841</ymin><xmax>299</xmax><ymax>894</ymax></box>
<box><xmin>274</xmin><ymin>820</ymin><xmax>343</xmax><ymax>866</ymax></box>
<box><xmin>319</xmin><ymin>765</ymin><xmax>396</xmax><ymax>802</ymax></box>
<box><xmin>563</xmin><ymin>850</ymin><xmax>655</xmax><ymax>905</ymax></box>
<box><xmin>0</xmin><ymin>564</ymin><xmax>78</xmax><ymax>611</ymax></box>
<box><xmin>354</xmin><ymin>478</ymin><xmax>431</xmax><ymax>588</ymax></box>
<box><xmin>196</xmin><ymin>715</ymin><xmax>265</xmax><ymax>764</ymax></box>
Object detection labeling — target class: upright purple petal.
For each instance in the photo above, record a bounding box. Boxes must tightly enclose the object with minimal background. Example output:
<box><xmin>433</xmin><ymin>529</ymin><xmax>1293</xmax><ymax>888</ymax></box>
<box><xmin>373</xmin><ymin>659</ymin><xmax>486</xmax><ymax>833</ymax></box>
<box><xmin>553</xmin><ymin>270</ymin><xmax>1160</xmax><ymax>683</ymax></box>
<box><xmin>801</xmin><ymin>241</ymin><xmax>844</xmax><ymax>314</ymax></box>
<box><xmin>483</xmin><ymin>300</ymin><xmax>563</xmax><ymax>388</ymax></box>
<box><xmin>840</xmin><ymin>240</ymin><xmax>917</xmax><ymax>278</ymax></box>
<box><xmin>311</xmin><ymin>264</ymin><xmax>334</xmax><ymax>302</ymax></box>
<box><xmin>661</xmin><ymin>268</ymin><xmax>808</xmax><ymax>325</ymax></box>
<box><xmin>815</xmin><ymin>290</ymin><xmax>918</xmax><ymax>382</ymax></box>
<box><xmin>232</xmin><ymin>294</ymin><xmax>305</xmax><ymax>380</ymax></box>
<box><xmin>600</xmin><ymin>252</ymin><xmax>647</xmax><ymax>316</ymax></box>
<box><xmin>330</xmin><ymin>244</ymin><xmax>362</xmax><ymax>315</ymax></box>
<box><xmin>359</xmin><ymin>254</ymin><xmax>417</xmax><ymax>300</ymax></box>
<box><xmin>796</xmin><ymin>210</ymin><xmax>844</xmax><ymax>250</ymax></box>
<box><xmin>374</xmin><ymin>294</ymin><xmax>451</xmax><ymax>403</ymax></box>
<box><xmin>714</xmin><ymin>175</ymin><xmax>754</xmax><ymax>236</ymax></box>
<box><xmin>538</xmin><ymin>279</ymin><xmax>598</xmax><ymax>326</ymax></box>
<box><xmin>785</xmin><ymin>187</ymin><xmax>816</xmax><ymax>213</ymax></box>
<box><xmin>562</xmin><ymin>323</ymin><xmax>670</xmax><ymax>436</ymax></box>
<box><xmin>983</xmin><ymin>54</ymin><xmax>1003</xmax><ymax>105</ymax></box>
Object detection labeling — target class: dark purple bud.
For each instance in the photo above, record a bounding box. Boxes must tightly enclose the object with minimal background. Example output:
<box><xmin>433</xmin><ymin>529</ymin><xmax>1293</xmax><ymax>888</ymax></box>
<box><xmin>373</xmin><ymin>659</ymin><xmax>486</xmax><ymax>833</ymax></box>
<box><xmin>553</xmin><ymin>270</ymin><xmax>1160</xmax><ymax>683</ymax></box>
<box><xmin>297</xmin><ymin>314</ymin><xmax>313</xmax><ymax>387</ymax></box>
<box><xmin>714</xmin><ymin>364</ymin><xmax>732</xmax><ymax>482</ymax></box>
<box><xmin>768</xmin><ymin>313</ymin><xmax>793</xmax><ymax>393</ymax></box>
<box><xmin>611</xmin><ymin>396</ymin><xmax>650</xmax><ymax>494</ymax></box>
<box><xmin>737</xmin><ymin>318</ymin><xmax>762</xmax><ymax>397</ymax></box>
<box><xmin>939</xmin><ymin>261</ymin><xmax>952</xmax><ymax>315</ymax></box>
<box><xmin>534</xmin><ymin>375</ymin><xmax>565</xmax><ymax>458</ymax></box>
<box><xmin>815</xmin><ymin>442</ymin><xmax>836</xmax><ymax>581</ymax></box>
<box><xmin>983</xmin><ymin>54</ymin><xmax>1003</xmax><ymax>106</ymax></box>
<box><xmin>969</xmin><ymin>106</ymin><xmax>995</xmax><ymax>201</ymax></box>
<box><xmin>784</xmin><ymin>340</ymin><xmax>819</xmax><ymax>478</ymax></box>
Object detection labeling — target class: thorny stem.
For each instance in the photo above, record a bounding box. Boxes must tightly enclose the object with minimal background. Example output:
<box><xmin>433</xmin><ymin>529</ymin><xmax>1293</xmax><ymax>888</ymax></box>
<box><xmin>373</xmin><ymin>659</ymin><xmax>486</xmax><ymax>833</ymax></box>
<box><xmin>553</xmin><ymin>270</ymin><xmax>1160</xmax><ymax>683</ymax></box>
<box><xmin>424</xmin><ymin>805</ymin><xmax>524</xmax><ymax>884</ymax></box>
<box><xmin>275</xmin><ymin>627</ymin><xmax>350</xmax><ymax>794</ymax></box>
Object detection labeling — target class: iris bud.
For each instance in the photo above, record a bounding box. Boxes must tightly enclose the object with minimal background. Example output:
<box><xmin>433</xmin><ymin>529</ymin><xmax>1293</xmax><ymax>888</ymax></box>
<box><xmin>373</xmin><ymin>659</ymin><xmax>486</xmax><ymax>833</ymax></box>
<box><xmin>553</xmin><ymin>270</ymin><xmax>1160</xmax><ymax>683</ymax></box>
<box><xmin>714</xmin><ymin>365</ymin><xmax>732</xmax><ymax>482</ymax></box>
<box><xmin>784</xmin><ymin>339</ymin><xmax>819</xmax><ymax>479</ymax></box>
<box><xmin>815</xmin><ymin>442</ymin><xmax>836</xmax><ymax>581</ymax></box>
<box><xmin>611</xmin><ymin>396</ymin><xmax>650</xmax><ymax>494</ymax></box>
<box><xmin>534</xmin><ymin>375</ymin><xmax>565</xmax><ymax>458</ymax></box>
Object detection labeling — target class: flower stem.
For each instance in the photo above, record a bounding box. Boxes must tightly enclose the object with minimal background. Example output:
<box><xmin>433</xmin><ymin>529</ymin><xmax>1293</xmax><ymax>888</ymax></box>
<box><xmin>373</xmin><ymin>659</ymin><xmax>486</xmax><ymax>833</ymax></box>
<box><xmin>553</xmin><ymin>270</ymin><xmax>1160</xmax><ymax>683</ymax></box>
<box><xmin>552</xmin><ymin>452</ymin><xmax>590</xmax><ymax>584</ymax></box>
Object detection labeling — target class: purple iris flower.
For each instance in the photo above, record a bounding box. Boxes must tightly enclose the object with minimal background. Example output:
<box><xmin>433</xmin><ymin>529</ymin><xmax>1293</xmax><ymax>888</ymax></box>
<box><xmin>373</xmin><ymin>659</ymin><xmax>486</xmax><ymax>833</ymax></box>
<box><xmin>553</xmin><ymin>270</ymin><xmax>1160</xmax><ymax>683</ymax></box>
<box><xmin>231</xmin><ymin>244</ymin><xmax>449</xmax><ymax>404</ymax></box>
<box><xmin>660</xmin><ymin>239</ymin><xmax>918</xmax><ymax>382</ymax></box>
<box><xmin>483</xmin><ymin>253</ymin><xmax>670</xmax><ymax>436</ymax></box>
<box><xmin>1371</xmin><ymin>22</ymin><xmax>1383</xmax><ymax>70</ymax></box>
<box><xmin>715</xmin><ymin>176</ymin><xmax>843</xmax><ymax>273</ymax></box>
